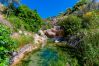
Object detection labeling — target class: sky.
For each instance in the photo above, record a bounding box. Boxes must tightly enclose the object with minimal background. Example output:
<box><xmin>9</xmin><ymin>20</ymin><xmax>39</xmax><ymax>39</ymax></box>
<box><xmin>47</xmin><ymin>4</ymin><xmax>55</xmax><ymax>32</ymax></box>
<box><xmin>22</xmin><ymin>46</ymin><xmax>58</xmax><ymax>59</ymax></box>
<box><xmin>0</xmin><ymin>0</ymin><xmax>99</xmax><ymax>18</ymax></box>
<box><xmin>21</xmin><ymin>0</ymin><xmax>79</xmax><ymax>18</ymax></box>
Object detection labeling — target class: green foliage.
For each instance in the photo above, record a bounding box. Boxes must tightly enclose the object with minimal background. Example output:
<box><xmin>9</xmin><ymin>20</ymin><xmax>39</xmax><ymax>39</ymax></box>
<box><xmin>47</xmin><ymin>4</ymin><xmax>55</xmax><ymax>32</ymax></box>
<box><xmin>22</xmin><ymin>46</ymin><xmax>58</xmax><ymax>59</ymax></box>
<box><xmin>65</xmin><ymin>8</ymin><xmax>72</xmax><ymax>15</ymax></box>
<box><xmin>79</xmin><ymin>0</ymin><xmax>91</xmax><ymax>4</ymax></box>
<box><xmin>80</xmin><ymin>32</ymin><xmax>99</xmax><ymax>66</ymax></box>
<box><xmin>18</xmin><ymin>42</ymin><xmax>80</xmax><ymax>66</ymax></box>
<box><xmin>2</xmin><ymin>0</ymin><xmax>20</xmax><ymax>17</ymax></box>
<box><xmin>1</xmin><ymin>0</ymin><xmax>98</xmax><ymax>66</ymax></box>
<box><xmin>64</xmin><ymin>0</ymin><xmax>89</xmax><ymax>15</ymax></box>
<box><xmin>58</xmin><ymin>15</ymin><xmax>82</xmax><ymax>36</ymax></box>
<box><xmin>16</xmin><ymin>5</ymin><xmax>43</xmax><ymax>32</ymax></box>
<box><xmin>57</xmin><ymin>3</ymin><xmax>99</xmax><ymax>65</ymax></box>
<box><xmin>6</xmin><ymin>5</ymin><xmax>43</xmax><ymax>32</ymax></box>
<box><xmin>7</xmin><ymin>16</ymin><xmax>24</xmax><ymax>31</ymax></box>
<box><xmin>82</xmin><ymin>11</ymin><xmax>99</xmax><ymax>28</ymax></box>
<box><xmin>54</xmin><ymin>31</ymin><xmax>99</xmax><ymax>66</ymax></box>
<box><xmin>14</xmin><ymin>35</ymin><xmax>33</xmax><ymax>48</ymax></box>
<box><xmin>0</xmin><ymin>0</ymin><xmax>20</xmax><ymax>6</ymax></box>
<box><xmin>0</xmin><ymin>24</ymin><xmax>16</xmax><ymax>66</ymax></box>
<box><xmin>3</xmin><ymin>4</ymin><xmax>17</xmax><ymax>17</ymax></box>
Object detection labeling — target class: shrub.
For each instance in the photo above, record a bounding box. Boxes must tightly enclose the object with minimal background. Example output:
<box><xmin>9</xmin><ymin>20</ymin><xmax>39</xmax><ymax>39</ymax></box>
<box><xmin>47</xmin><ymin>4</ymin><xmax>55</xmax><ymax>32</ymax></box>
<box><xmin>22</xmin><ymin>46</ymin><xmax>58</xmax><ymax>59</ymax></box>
<box><xmin>6</xmin><ymin>5</ymin><xmax>44</xmax><ymax>32</ymax></box>
<box><xmin>74</xmin><ymin>31</ymin><xmax>99</xmax><ymax>66</ymax></box>
<box><xmin>7</xmin><ymin>16</ymin><xmax>25</xmax><ymax>31</ymax></box>
<box><xmin>16</xmin><ymin>5</ymin><xmax>43</xmax><ymax>32</ymax></box>
<box><xmin>58</xmin><ymin>15</ymin><xmax>82</xmax><ymax>36</ymax></box>
<box><xmin>82</xmin><ymin>32</ymin><xmax>99</xmax><ymax>66</ymax></box>
<box><xmin>82</xmin><ymin>11</ymin><xmax>99</xmax><ymax>29</ymax></box>
<box><xmin>59</xmin><ymin>31</ymin><xmax>99</xmax><ymax>66</ymax></box>
<box><xmin>0</xmin><ymin>24</ymin><xmax>16</xmax><ymax>66</ymax></box>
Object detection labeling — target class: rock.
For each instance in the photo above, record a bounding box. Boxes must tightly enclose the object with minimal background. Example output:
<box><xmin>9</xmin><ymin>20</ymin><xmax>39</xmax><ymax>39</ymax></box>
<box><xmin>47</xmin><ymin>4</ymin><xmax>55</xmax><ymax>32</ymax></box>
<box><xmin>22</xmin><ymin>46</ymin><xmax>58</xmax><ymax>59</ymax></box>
<box><xmin>24</xmin><ymin>32</ymin><xmax>28</xmax><ymax>35</ymax></box>
<box><xmin>44</xmin><ymin>26</ymin><xmax>64</xmax><ymax>38</ymax></box>
<box><xmin>38</xmin><ymin>30</ymin><xmax>45</xmax><ymax>36</ymax></box>
<box><xmin>19</xmin><ymin>30</ymin><xmax>22</xmax><ymax>34</ymax></box>
<box><xmin>10</xmin><ymin>44</ymin><xmax>38</xmax><ymax>66</ymax></box>
<box><xmin>11</xmin><ymin>33</ymin><xmax>20</xmax><ymax>39</ymax></box>
<box><xmin>34</xmin><ymin>30</ymin><xmax>47</xmax><ymax>47</ymax></box>
<box><xmin>45</xmin><ymin>29</ymin><xmax>56</xmax><ymax>38</ymax></box>
<box><xmin>12</xmin><ymin>52</ymin><xmax>18</xmax><ymax>57</ymax></box>
<box><xmin>55</xmin><ymin>40</ymin><xmax>59</xmax><ymax>43</ymax></box>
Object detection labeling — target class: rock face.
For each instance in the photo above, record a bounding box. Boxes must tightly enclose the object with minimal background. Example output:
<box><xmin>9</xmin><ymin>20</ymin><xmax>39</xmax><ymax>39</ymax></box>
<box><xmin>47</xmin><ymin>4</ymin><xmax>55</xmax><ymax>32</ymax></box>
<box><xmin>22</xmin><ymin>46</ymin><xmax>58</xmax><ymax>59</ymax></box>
<box><xmin>65</xmin><ymin>33</ymin><xmax>84</xmax><ymax>48</ymax></box>
<box><xmin>34</xmin><ymin>30</ymin><xmax>47</xmax><ymax>47</ymax></box>
<box><xmin>33</xmin><ymin>34</ymin><xmax>47</xmax><ymax>47</ymax></box>
<box><xmin>44</xmin><ymin>26</ymin><xmax>64</xmax><ymax>38</ymax></box>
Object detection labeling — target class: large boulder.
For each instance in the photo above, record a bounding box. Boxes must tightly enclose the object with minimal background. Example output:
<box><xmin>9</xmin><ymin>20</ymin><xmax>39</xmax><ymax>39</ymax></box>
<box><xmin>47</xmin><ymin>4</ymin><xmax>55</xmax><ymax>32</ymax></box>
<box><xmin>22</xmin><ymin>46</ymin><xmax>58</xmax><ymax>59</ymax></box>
<box><xmin>44</xmin><ymin>26</ymin><xmax>64</xmax><ymax>38</ymax></box>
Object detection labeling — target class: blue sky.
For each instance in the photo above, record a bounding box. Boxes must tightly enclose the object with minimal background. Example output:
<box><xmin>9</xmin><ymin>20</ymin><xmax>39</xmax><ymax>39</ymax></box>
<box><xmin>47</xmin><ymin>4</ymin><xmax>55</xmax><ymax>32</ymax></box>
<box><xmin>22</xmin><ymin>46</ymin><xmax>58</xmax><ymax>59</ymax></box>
<box><xmin>21</xmin><ymin>0</ymin><xmax>79</xmax><ymax>18</ymax></box>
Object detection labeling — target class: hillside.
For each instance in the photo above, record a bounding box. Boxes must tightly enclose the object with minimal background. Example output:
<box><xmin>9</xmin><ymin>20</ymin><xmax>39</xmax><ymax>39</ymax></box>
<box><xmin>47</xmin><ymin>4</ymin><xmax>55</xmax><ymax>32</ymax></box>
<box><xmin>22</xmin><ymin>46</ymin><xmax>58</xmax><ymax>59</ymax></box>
<box><xmin>0</xmin><ymin>0</ymin><xmax>99</xmax><ymax>66</ymax></box>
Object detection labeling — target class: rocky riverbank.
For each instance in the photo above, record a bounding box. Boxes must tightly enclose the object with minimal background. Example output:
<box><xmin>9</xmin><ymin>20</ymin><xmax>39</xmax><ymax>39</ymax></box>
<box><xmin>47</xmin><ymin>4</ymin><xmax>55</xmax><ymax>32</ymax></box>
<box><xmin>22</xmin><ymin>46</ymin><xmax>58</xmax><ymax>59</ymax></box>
<box><xmin>10</xmin><ymin>44</ymin><xmax>40</xmax><ymax>66</ymax></box>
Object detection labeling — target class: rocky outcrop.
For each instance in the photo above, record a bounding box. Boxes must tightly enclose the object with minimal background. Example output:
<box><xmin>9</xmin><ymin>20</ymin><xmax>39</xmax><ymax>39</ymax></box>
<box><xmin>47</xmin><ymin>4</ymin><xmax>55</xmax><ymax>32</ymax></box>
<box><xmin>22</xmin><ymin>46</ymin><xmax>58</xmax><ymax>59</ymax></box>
<box><xmin>44</xmin><ymin>26</ymin><xmax>64</xmax><ymax>38</ymax></box>
<box><xmin>10</xmin><ymin>30</ymin><xmax>47</xmax><ymax>66</ymax></box>
<box><xmin>10</xmin><ymin>44</ymin><xmax>39</xmax><ymax>66</ymax></box>
<box><xmin>34</xmin><ymin>30</ymin><xmax>47</xmax><ymax>47</ymax></box>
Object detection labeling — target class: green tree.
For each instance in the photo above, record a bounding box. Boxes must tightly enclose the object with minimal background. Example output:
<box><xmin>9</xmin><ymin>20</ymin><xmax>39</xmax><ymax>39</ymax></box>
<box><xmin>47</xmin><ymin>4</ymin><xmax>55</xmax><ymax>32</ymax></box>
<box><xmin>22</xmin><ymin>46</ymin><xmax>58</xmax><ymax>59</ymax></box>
<box><xmin>58</xmin><ymin>15</ymin><xmax>82</xmax><ymax>36</ymax></box>
<box><xmin>16</xmin><ymin>5</ymin><xmax>43</xmax><ymax>32</ymax></box>
<box><xmin>0</xmin><ymin>0</ymin><xmax>20</xmax><ymax>6</ymax></box>
<box><xmin>1</xmin><ymin>0</ymin><xmax>20</xmax><ymax>17</ymax></box>
<box><xmin>0</xmin><ymin>24</ymin><xmax>16</xmax><ymax>66</ymax></box>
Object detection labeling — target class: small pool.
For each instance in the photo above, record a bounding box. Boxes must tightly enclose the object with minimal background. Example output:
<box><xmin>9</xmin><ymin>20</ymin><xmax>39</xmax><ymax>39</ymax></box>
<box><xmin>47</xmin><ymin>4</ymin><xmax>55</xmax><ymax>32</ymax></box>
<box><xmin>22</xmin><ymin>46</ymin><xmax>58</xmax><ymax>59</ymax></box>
<box><xmin>17</xmin><ymin>43</ymin><xmax>80</xmax><ymax>66</ymax></box>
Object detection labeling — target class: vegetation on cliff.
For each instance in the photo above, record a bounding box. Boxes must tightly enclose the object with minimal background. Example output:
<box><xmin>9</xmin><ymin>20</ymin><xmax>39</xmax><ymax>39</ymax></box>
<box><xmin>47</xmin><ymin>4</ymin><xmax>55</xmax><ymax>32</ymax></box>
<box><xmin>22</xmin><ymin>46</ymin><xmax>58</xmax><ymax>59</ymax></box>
<box><xmin>0</xmin><ymin>0</ymin><xmax>99</xmax><ymax>66</ymax></box>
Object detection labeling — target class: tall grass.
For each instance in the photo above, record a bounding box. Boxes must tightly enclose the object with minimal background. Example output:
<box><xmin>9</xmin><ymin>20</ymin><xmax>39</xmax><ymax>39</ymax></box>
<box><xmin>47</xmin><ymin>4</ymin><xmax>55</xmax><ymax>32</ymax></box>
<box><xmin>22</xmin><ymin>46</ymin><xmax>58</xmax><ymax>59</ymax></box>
<box><xmin>13</xmin><ymin>35</ymin><xmax>34</xmax><ymax>49</ymax></box>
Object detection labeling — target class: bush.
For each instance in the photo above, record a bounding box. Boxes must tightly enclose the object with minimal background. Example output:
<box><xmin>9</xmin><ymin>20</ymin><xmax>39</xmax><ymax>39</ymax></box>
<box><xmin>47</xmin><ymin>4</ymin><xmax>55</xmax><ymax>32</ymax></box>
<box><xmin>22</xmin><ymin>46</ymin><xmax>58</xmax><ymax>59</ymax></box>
<box><xmin>58</xmin><ymin>15</ymin><xmax>82</xmax><ymax>36</ymax></box>
<box><xmin>7</xmin><ymin>16</ymin><xmax>25</xmax><ymax>31</ymax></box>
<box><xmin>82</xmin><ymin>11</ymin><xmax>99</xmax><ymax>29</ymax></box>
<box><xmin>73</xmin><ymin>31</ymin><xmax>99</xmax><ymax>66</ymax></box>
<box><xmin>59</xmin><ymin>31</ymin><xmax>99</xmax><ymax>66</ymax></box>
<box><xmin>82</xmin><ymin>32</ymin><xmax>99</xmax><ymax>66</ymax></box>
<box><xmin>6</xmin><ymin>5</ymin><xmax>44</xmax><ymax>32</ymax></box>
<box><xmin>16</xmin><ymin>5</ymin><xmax>43</xmax><ymax>32</ymax></box>
<box><xmin>0</xmin><ymin>24</ymin><xmax>16</xmax><ymax>66</ymax></box>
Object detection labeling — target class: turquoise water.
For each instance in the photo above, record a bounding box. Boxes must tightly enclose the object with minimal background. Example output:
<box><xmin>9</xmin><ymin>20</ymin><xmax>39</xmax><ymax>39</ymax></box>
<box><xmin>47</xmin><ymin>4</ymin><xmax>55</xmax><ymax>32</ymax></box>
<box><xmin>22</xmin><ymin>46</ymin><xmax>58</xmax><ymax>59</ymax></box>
<box><xmin>19</xmin><ymin>43</ymin><xmax>80</xmax><ymax>66</ymax></box>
